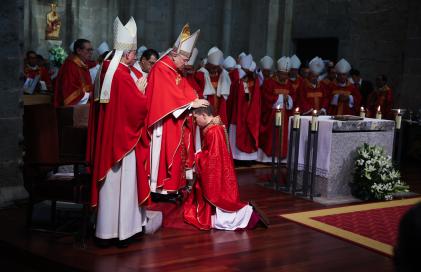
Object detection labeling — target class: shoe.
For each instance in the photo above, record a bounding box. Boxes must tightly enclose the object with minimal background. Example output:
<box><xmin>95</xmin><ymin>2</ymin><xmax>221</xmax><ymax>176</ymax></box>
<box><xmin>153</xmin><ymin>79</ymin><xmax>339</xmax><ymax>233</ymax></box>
<box><xmin>116</xmin><ymin>238</ymin><xmax>131</xmax><ymax>248</ymax></box>
<box><xmin>94</xmin><ymin>237</ymin><xmax>112</xmax><ymax>248</ymax></box>
<box><xmin>250</xmin><ymin>201</ymin><xmax>270</xmax><ymax>228</ymax></box>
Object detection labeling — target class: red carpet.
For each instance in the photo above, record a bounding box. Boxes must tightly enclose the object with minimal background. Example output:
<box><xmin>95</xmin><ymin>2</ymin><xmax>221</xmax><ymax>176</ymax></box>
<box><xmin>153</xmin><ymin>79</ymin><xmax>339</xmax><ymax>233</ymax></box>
<box><xmin>281</xmin><ymin>197</ymin><xmax>421</xmax><ymax>256</ymax></box>
<box><xmin>147</xmin><ymin>202</ymin><xmax>197</xmax><ymax>231</ymax></box>
<box><xmin>312</xmin><ymin>205</ymin><xmax>412</xmax><ymax>246</ymax></box>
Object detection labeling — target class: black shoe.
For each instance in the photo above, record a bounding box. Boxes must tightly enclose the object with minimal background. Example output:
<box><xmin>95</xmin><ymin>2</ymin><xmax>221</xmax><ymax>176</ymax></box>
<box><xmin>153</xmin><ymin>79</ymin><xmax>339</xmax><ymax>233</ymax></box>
<box><xmin>250</xmin><ymin>201</ymin><xmax>270</xmax><ymax>228</ymax></box>
<box><xmin>94</xmin><ymin>237</ymin><xmax>112</xmax><ymax>248</ymax></box>
<box><xmin>116</xmin><ymin>238</ymin><xmax>131</xmax><ymax>248</ymax></box>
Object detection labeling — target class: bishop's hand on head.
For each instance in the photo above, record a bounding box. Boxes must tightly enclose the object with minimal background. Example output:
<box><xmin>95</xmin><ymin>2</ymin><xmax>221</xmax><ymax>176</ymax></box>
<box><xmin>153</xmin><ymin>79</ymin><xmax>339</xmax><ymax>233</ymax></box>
<box><xmin>191</xmin><ymin>98</ymin><xmax>209</xmax><ymax>108</ymax></box>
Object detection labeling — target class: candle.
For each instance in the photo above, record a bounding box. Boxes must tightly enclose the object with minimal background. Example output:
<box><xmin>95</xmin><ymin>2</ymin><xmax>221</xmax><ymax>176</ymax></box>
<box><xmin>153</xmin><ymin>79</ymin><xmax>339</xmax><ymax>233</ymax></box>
<box><xmin>275</xmin><ymin>106</ymin><xmax>282</xmax><ymax>127</ymax></box>
<box><xmin>376</xmin><ymin>106</ymin><xmax>382</xmax><ymax>119</ymax></box>
<box><xmin>293</xmin><ymin>107</ymin><xmax>300</xmax><ymax>129</ymax></box>
<box><xmin>311</xmin><ymin>110</ymin><xmax>318</xmax><ymax>131</ymax></box>
<box><xmin>396</xmin><ymin>109</ymin><xmax>402</xmax><ymax>130</ymax></box>
<box><xmin>360</xmin><ymin>107</ymin><xmax>366</xmax><ymax>118</ymax></box>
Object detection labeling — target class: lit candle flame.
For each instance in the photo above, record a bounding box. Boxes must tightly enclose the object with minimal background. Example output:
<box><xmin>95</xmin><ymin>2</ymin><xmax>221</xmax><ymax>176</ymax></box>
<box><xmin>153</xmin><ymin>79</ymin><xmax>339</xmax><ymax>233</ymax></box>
<box><xmin>276</xmin><ymin>104</ymin><xmax>281</xmax><ymax>110</ymax></box>
<box><xmin>360</xmin><ymin>106</ymin><xmax>364</xmax><ymax>111</ymax></box>
<box><xmin>295</xmin><ymin>107</ymin><xmax>300</xmax><ymax>113</ymax></box>
<box><xmin>397</xmin><ymin>109</ymin><xmax>401</xmax><ymax>114</ymax></box>
<box><xmin>313</xmin><ymin>110</ymin><xmax>317</xmax><ymax>115</ymax></box>
<box><xmin>377</xmin><ymin>105</ymin><xmax>381</xmax><ymax>112</ymax></box>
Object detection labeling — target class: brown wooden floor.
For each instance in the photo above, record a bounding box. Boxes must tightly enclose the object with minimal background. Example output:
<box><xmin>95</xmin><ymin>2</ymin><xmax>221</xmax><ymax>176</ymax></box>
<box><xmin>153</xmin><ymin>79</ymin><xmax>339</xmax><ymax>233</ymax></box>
<box><xmin>0</xmin><ymin>163</ymin><xmax>419</xmax><ymax>272</ymax></box>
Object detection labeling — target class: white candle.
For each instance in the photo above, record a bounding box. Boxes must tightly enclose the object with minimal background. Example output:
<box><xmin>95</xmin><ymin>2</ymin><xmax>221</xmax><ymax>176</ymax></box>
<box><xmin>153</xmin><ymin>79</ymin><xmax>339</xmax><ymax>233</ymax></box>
<box><xmin>376</xmin><ymin>106</ymin><xmax>382</xmax><ymax>119</ymax></box>
<box><xmin>311</xmin><ymin>110</ymin><xmax>318</xmax><ymax>131</ymax></box>
<box><xmin>275</xmin><ymin>109</ymin><xmax>282</xmax><ymax>127</ymax></box>
<box><xmin>360</xmin><ymin>107</ymin><xmax>366</xmax><ymax>118</ymax></box>
<box><xmin>293</xmin><ymin>107</ymin><xmax>300</xmax><ymax>129</ymax></box>
<box><xmin>396</xmin><ymin>109</ymin><xmax>402</xmax><ymax>130</ymax></box>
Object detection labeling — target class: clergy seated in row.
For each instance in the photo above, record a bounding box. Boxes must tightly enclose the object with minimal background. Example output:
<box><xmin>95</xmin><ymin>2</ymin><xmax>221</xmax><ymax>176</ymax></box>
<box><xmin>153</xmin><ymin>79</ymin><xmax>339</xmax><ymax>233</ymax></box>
<box><xmin>228</xmin><ymin>54</ymin><xmax>261</xmax><ymax>161</ymax></box>
<box><xmin>328</xmin><ymin>58</ymin><xmax>362</xmax><ymax>115</ymax></box>
<box><xmin>23</xmin><ymin>50</ymin><xmax>52</xmax><ymax>94</ymax></box>
<box><xmin>54</xmin><ymin>39</ymin><xmax>95</xmax><ymax>107</ymax></box>
<box><xmin>146</xmin><ymin>24</ymin><xmax>209</xmax><ymax>196</ymax></box>
<box><xmin>258</xmin><ymin>56</ymin><xmax>295</xmax><ymax>162</ymax></box>
<box><xmin>195</xmin><ymin>46</ymin><xmax>231</xmax><ymax>125</ymax></box>
<box><xmin>184</xmin><ymin>106</ymin><xmax>269</xmax><ymax>230</ymax></box>
<box><xmin>366</xmin><ymin>74</ymin><xmax>394</xmax><ymax>119</ymax></box>
<box><xmin>297</xmin><ymin>57</ymin><xmax>329</xmax><ymax>115</ymax></box>
<box><xmin>87</xmin><ymin>17</ymin><xmax>151</xmax><ymax>248</ymax></box>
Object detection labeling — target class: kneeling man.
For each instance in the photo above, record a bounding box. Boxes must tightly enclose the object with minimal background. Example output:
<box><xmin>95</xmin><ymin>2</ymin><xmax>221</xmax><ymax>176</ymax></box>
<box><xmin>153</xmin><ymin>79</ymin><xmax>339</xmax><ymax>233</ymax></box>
<box><xmin>184</xmin><ymin>106</ymin><xmax>269</xmax><ymax>230</ymax></box>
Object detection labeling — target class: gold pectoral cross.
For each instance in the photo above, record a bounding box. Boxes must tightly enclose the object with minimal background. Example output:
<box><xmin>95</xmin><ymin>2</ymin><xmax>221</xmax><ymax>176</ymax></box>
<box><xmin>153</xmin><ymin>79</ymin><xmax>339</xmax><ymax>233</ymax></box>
<box><xmin>176</xmin><ymin>75</ymin><xmax>181</xmax><ymax>85</ymax></box>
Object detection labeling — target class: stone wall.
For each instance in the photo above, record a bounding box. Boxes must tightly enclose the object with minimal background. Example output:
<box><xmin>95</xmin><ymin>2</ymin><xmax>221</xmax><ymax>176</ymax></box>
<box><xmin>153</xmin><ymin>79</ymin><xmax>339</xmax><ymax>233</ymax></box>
<box><xmin>0</xmin><ymin>0</ymin><xmax>27</xmax><ymax>206</ymax></box>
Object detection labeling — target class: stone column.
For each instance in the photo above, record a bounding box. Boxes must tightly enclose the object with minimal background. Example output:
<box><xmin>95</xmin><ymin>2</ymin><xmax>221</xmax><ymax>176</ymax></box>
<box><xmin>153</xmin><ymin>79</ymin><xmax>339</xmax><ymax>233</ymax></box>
<box><xmin>0</xmin><ymin>0</ymin><xmax>28</xmax><ymax>207</ymax></box>
<box><xmin>266</xmin><ymin>0</ymin><xmax>281</xmax><ymax>59</ymax></box>
<box><xmin>281</xmin><ymin>0</ymin><xmax>294</xmax><ymax>56</ymax></box>
<box><xmin>222</xmin><ymin>0</ymin><xmax>232</xmax><ymax>55</ymax></box>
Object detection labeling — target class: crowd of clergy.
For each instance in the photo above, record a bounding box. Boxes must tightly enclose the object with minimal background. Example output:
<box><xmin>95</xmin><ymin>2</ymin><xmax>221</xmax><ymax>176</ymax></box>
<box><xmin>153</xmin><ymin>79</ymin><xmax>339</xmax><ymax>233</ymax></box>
<box><xmin>22</xmin><ymin>17</ymin><xmax>394</xmax><ymax>247</ymax></box>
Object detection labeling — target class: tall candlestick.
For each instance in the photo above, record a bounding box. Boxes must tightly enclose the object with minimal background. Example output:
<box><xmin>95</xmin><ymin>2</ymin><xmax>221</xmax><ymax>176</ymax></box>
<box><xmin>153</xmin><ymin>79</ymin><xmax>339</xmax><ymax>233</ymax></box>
<box><xmin>275</xmin><ymin>107</ymin><xmax>282</xmax><ymax>127</ymax></box>
<box><xmin>293</xmin><ymin>107</ymin><xmax>300</xmax><ymax>129</ymax></box>
<box><xmin>396</xmin><ymin>109</ymin><xmax>402</xmax><ymax>130</ymax></box>
<box><xmin>360</xmin><ymin>106</ymin><xmax>366</xmax><ymax>118</ymax></box>
<box><xmin>376</xmin><ymin>106</ymin><xmax>382</xmax><ymax>119</ymax></box>
<box><xmin>311</xmin><ymin>110</ymin><xmax>318</xmax><ymax>131</ymax></box>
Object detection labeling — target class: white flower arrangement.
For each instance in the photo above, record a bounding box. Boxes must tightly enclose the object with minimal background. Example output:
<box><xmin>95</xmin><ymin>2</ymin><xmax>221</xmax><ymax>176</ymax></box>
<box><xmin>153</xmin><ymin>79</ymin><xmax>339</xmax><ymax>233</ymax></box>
<box><xmin>49</xmin><ymin>45</ymin><xmax>67</xmax><ymax>67</ymax></box>
<box><xmin>351</xmin><ymin>143</ymin><xmax>409</xmax><ymax>201</ymax></box>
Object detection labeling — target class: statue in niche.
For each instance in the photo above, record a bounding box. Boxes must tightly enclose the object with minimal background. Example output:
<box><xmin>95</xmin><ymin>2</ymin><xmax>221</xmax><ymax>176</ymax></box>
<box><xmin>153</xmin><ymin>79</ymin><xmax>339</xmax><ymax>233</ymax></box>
<box><xmin>45</xmin><ymin>3</ymin><xmax>61</xmax><ymax>40</ymax></box>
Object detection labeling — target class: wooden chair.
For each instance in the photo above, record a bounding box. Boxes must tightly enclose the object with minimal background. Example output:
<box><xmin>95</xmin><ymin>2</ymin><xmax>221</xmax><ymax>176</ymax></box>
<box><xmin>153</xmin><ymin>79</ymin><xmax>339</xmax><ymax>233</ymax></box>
<box><xmin>23</xmin><ymin>103</ymin><xmax>91</xmax><ymax>244</ymax></box>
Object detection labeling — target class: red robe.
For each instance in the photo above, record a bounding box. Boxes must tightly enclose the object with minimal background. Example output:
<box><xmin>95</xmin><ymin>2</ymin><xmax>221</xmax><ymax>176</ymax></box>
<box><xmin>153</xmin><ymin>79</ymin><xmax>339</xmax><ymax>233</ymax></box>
<box><xmin>259</xmin><ymin>77</ymin><xmax>295</xmax><ymax>158</ymax></box>
<box><xmin>226</xmin><ymin>69</ymin><xmax>240</xmax><ymax>127</ymax></box>
<box><xmin>54</xmin><ymin>54</ymin><xmax>93</xmax><ymax>107</ymax></box>
<box><xmin>146</xmin><ymin>55</ymin><xmax>198</xmax><ymax>192</ymax></box>
<box><xmin>24</xmin><ymin>65</ymin><xmax>52</xmax><ymax>91</ymax></box>
<box><xmin>186</xmin><ymin>72</ymin><xmax>203</xmax><ymax>99</ymax></box>
<box><xmin>88</xmin><ymin>61</ymin><xmax>150</xmax><ymax>207</ymax></box>
<box><xmin>328</xmin><ymin>80</ymin><xmax>362</xmax><ymax>115</ymax></box>
<box><xmin>195</xmin><ymin>70</ymin><xmax>229</xmax><ymax>126</ymax></box>
<box><xmin>183</xmin><ymin>119</ymin><xmax>247</xmax><ymax>230</ymax></box>
<box><xmin>290</xmin><ymin>76</ymin><xmax>304</xmax><ymax>95</ymax></box>
<box><xmin>367</xmin><ymin>85</ymin><xmax>394</xmax><ymax>119</ymax></box>
<box><xmin>298</xmin><ymin>79</ymin><xmax>329</xmax><ymax>113</ymax></box>
<box><xmin>230</xmin><ymin>74</ymin><xmax>261</xmax><ymax>153</ymax></box>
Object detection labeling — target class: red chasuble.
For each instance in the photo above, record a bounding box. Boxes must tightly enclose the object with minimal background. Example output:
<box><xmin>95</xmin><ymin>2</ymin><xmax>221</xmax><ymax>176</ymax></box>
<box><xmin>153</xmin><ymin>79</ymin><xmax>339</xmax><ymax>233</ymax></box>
<box><xmin>298</xmin><ymin>79</ymin><xmax>329</xmax><ymax>113</ymax></box>
<box><xmin>54</xmin><ymin>54</ymin><xmax>93</xmax><ymax>107</ymax></box>
<box><xmin>231</xmin><ymin>74</ymin><xmax>261</xmax><ymax>153</ymax></box>
<box><xmin>146</xmin><ymin>55</ymin><xmax>198</xmax><ymax>192</ymax></box>
<box><xmin>183</xmin><ymin>119</ymin><xmax>247</xmax><ymax>230</ymax></box>
<box><xmin>226</xmin><ymin>69</ymin><xmax>240</xmax><ymax>126</ymax></box>
<box><xmin>328</xmin><ymin>80</ymin><xmax>362</xmax><ymax>115</ymax></box>
<box><xmin>367</xmin><ymin>85</ymin><xmax>394</xmax><ymax>119</ymax></box>
<box><xmin>259</xmin><ymin>77</ymin><xmax>295</xmax><ymax>158</ymax></box>
<box><xmin>290</xmin><ymin>75</ymin><xmax>304</xmax><ymax>95</ymax></box>
<box><xmin>186</xmin><ymin>73</ymin><xmax>203</xmax><ymax>99</ymax></box>
<box><xmin>89</xmin><ymin>61</ymin><xmax>150</xmax><ymax>207</ymax></box>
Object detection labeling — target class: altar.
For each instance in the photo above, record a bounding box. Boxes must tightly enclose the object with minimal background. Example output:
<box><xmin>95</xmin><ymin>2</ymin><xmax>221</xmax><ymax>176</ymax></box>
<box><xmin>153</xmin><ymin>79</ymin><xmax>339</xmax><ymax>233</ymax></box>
<box><xmin>289</xmin><ymin>116</ymin><xmax>396</xmax><ymax>204</ymax></box>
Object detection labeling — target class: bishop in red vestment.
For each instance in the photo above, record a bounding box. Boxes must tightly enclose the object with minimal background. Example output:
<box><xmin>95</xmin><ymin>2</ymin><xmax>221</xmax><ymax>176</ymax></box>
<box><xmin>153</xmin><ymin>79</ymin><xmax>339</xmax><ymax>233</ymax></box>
<box><xmin>146</xmin><ymin>24</ymin><xmax>208</xmax><ymax>193</ymax></box>
<box><xmin>328</xmin><ymin>58</ymin><xmax>361</xmax><ymax>115</ymax></box>
<box><xmin>367</xmin><ymin>75</ymin><xmax>394</xmax><ymax>119</ymax></box>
